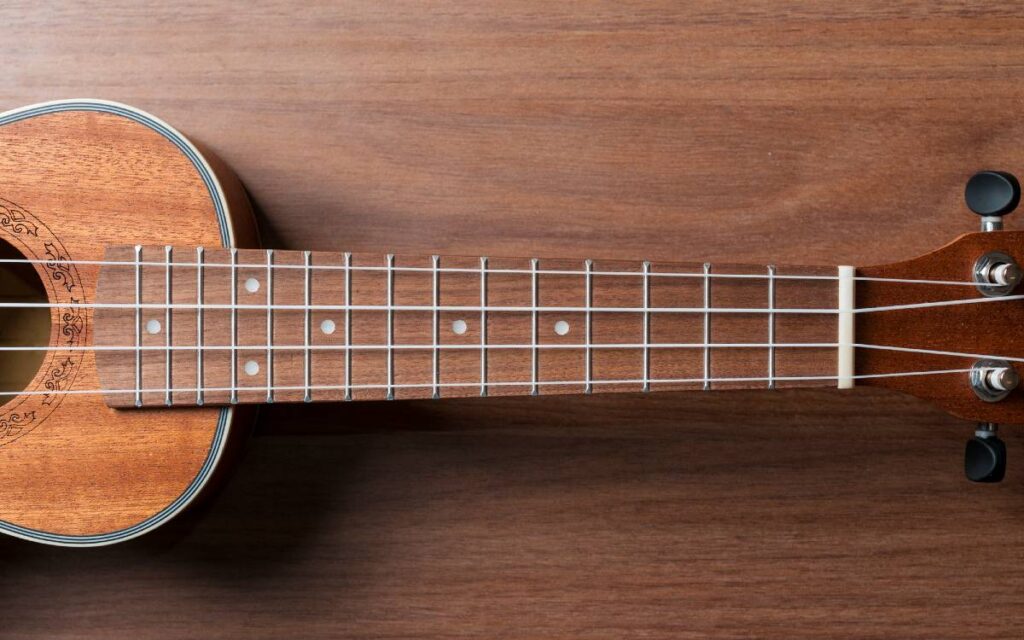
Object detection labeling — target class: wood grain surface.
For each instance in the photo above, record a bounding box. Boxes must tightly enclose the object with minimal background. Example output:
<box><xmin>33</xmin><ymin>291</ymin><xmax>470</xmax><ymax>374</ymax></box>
<box><xmin>3</xmin><ymin>1</ymin><xmax>1024</xmax><ymax>638</ymax></box>
<box><xmin>94</xmin><ymin>247</ymin><xmax>839</xmax><ymax>407</ymax></box>
<box><xmin>0</xmin><ymin>108</ymin><xmax>258</xmax><ymax>539</ymax></box>
<box><xmin>857</xmin><ymin>230</ymin><xmax>1024</xmax><ymax>424</ymax></box>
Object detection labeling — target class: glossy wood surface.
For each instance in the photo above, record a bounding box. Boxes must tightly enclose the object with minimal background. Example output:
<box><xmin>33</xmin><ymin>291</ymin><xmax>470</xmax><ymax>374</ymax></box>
<box><xmin>3</xmin><ymin>1</ymin><xmax>1024</xmax><ymax>638</ymax></box>
<box><xmin>858</xmin><ymin>230</ymin><xmax>1024</xmax><ymax>423</ymax></box>
<box><xmin>0</xmin><ymin>108</ymin><xmax>255</xmax><ymax>540</ymax></box>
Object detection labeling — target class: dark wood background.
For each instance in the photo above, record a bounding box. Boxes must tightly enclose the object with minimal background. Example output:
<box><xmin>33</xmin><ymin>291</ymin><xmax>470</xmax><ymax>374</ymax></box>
<box><xmin>3</xmin><ymin>1</ymin><xmax>1024</xmax><ymax>638</ymax></box>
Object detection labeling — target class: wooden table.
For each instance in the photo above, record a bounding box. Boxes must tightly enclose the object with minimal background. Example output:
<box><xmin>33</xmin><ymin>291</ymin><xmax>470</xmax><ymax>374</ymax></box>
<box><xmin>2</xmin><ymin>2</ymin><xmax>1023</xmax><ymax>638</ymax></box>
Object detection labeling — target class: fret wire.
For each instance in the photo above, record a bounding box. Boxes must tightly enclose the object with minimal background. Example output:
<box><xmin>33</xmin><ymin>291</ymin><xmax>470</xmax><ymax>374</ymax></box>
<box><xmin>303</xmin><ymin>251</ymin><xmax>312</xmax><ymax>403</ymax></box>
<box><xmin>164</xmin><ymin>246</ymin><xmax>173</xmax><ymax>407</ymax></box>
<box><xmin>266</xmin><ymin>249</ymin><xmax>275</xmax><ymax>403</ymax></box>
<box><xmin>96</xmin><ymin>253</ymin><xmax>867</xmax><ymax>405</ymax></box>
<box><xmin>133</xmin><ymin>245</ymin><xmax>142</xmax><ymax>408</ymax></box>
<box><xmin>343</xmin><ymin>252</ymin><xmax>352</xmax><ymax>401</ymax></box>
<box><xmin>480</xmin><ymin>256</ymin><xmax>488</xmax><ymax>397</ymax></box>
<box><xmin>431</xmin><ymin>255</ymin><xmax>440</xmax><ymax>399</ymax></box>
<box><xmin>767</xmin><ymin>265</ymin><xmax>776</xmax><ymax>390</ymax></box>
<box><xmin>584</xmin><ymin>259</ymin><xmax>593</xmax><ymax>394</ymax></box>
<box><xmin>196</xmin><ymin>247</ymin><xmax>205</xmax><ymax>406</ymax></box>
<box><xmin>230</xmin><ymin>248</ymin><xmax>238</xmax><ymax>405</ymax></box>
<box><xmin>702</xmin><ymin>262</ymin><xmax>711</xmax><ymax>391</ymax></box>
<box><xmin>530</xmin><ymin>259</ymin><xmax>539</xmax><ymax>396</ymax></box>
<box><xmin>641</xmin><ymin>261</ymin><xmax>650</xmax><ymax>392</ymax></box>
<box><xmin>386</xmin><ymin>254</ymin><xmax>395</xmax><ymax>400</ymax></box>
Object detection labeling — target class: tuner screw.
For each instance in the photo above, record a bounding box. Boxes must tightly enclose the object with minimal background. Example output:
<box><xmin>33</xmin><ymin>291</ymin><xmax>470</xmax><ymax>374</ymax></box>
<box><xmin>973</xmin><ymin>252</ymin><xmax>1022</xmax><ymax>297</ymax></box>
<box><xmin>989</xmin><ymin>367</ymin><xmax>1020</xmax><ymax>392</ymax></box>
<box><xmin>967</xmin><ymin>171</ymin><xmax>1020</xmax><ymax>231</ymax></box>
<box><xmin>970</xmin><ymin>359</ymin><xmax>1019</xmax><ymax>403</ymax></box>
<box><xmin>989</xmin><ymin>261</ymin><xmax>1022</xmax><ymax>288</ymax></box>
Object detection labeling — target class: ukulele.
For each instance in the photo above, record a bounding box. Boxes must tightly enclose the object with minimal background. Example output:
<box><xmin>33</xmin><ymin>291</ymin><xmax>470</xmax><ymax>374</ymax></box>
<box><xmin>0</xmin><ymin>99</ymin><xmax>1021</xmax><ymax>547</ymax></box>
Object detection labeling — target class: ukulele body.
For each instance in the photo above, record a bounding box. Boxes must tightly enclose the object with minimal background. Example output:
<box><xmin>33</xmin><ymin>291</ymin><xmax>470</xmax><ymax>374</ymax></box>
<box><xmin>0</xmin><ymin>100</ymin><xmax>258</xmax><ymax>546</ymax></box>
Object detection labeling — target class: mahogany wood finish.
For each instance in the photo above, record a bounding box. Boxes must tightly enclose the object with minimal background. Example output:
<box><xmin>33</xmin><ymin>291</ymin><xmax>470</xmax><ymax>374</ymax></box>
<box><xmin>0</xmin><ymin>107</ymin><xmax>257</xmax><ymax>541</ymax></box>
<box><xmin>859</xmin><ymin>231</ymin><xmax>1024</xmax><ymax>423</ymax></box>
<box><xmin>3</xmin><ymin>2</ymin><xmax>1024</xmax><ymax>639</ymax></box>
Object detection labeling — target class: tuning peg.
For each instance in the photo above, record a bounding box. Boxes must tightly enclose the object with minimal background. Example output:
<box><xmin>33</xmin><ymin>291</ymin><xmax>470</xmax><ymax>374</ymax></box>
<box><xmin>965</xmin><ymin>423</ymin><xmax>1006</xmax><ymax>483</ymax></box>
<box><xmin>966</xmin><ymin>171</ymin><xmax>1020</xmax><ymax>231</ymax></box>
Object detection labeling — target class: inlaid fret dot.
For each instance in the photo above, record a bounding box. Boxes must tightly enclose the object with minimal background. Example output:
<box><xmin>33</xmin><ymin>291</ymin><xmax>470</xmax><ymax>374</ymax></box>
<box><xmin>94</xmin><ymin>248</ymin><xmax>842</xmax><ymax>408</ymax></box>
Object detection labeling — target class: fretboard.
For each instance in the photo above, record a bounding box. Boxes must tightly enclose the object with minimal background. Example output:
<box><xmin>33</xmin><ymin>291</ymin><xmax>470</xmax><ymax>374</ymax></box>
<box><xmin>94</xmin><ymin>247</ymin><xmax>848</xmax><ymax>408</ymax></box>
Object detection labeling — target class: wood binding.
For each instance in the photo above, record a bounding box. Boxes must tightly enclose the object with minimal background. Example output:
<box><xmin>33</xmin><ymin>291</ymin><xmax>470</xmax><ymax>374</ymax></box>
<box><xmin>0</xmin><ymin>101</ymin><xmax>258</xmax><ymax>545</ymax></box>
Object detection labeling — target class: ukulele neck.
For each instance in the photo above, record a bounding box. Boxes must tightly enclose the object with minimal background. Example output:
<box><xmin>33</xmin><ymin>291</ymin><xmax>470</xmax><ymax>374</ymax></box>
<box><xmin>93</xmin><ymin>246</ymin><xmax>855</xmax><ymax>408</ymax></box>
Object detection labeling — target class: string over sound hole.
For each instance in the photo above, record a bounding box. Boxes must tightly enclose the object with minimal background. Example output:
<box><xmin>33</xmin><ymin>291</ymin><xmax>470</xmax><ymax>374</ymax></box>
<box><xmin>0</xmin><ymin>237</ymin><xmax>51</xmax><ymax>407</ymax></box>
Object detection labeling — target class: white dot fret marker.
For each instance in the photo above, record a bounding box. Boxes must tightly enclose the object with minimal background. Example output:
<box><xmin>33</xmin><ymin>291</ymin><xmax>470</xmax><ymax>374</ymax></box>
<box><xmin>452</xmin><ymin>319</ymin><xmax>468</xmax><ymax>335</ymax></box>
<box><xmin>244</xmin><ymin>360</ymin><xmax>260</xmax><ymax>376</ymax></box>
<box><xmin>554</xmin><ymin>320</ymin><xmax>570</xmax><ymax>336</ymax></box>
<box><xmin>146</xmin><ymin>319</ymin><xmax>161</xmax><ymax>335</ymax></box>
<box><xmin>244</xmin><ymin>277</ymin><xmax>260</xmax><ymax>293</ymax></box>
<box><xmin>321</xmin><ymin>319</ymin><xmax>336</xmax><ymax>335</ymax></box>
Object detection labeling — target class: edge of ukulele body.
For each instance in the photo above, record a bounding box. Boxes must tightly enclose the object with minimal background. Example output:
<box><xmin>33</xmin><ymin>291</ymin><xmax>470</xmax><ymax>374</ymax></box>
<box><xmin>0</xmin><ymin>99</ymin><xmax>258</xmax><ymax>547</ymax></box>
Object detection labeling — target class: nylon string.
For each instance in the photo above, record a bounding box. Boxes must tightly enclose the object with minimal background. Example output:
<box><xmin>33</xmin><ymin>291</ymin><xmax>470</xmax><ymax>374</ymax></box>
<box><xmin>0</xmin><ymin>253</ymin><xmax>1016</xmax><ymax>400</ymax></box>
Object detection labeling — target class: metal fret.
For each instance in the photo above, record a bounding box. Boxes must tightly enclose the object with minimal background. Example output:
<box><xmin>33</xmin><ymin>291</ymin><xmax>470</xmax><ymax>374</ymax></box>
<box><xmin>229</xmin><ymin>248</ymin><xmax>238</xmax><ymax>404</ymax></box>
<box><xmin>480</xmin><ymin>256</ymin><xmax>488</xmax><ymax>397</ymax></box>
<box><xmin>101</xmin><ymin>249</ymin><xmax>850</xmax><ymax>407</ymax></box>
<box><xmin>703</xmin><ymin>262</ymin><xmax>711</xmax><ymax>391</ymax></box>
<box><xmin>303</xmin><ymin>250</ymin><xmax>312</xmax><ymax>402</ymax></box>
<box><xmin>431</xmin><ymin>255</ymin><xmax>440</xmax><ymax>399</ymax></box>
<box><xmin>196</xmin><ymin>247</ymin><xmax>205</xmax><ymax>406</ymax></box>
<box><xmin>530</xmin><ymin>258</ymin><xmax>539</xmax><ymax>396</ymax></box>
<box><xmin>386</xmin><ymin>254</ymin><xmax>395</xmax><ymax>400</ymax></box>
<box><xmin>641</xmin><ymin>261</ymin><xmax>650</xmax><ymax>392</ymax></box>
<box><xmin>266</xmin><ymin>250</ymin><xmax>275</xmax><ymax>403</ymax></box>
<box><xmin>164</xmin><ymin>246</ymin><xmax>173</xmax><ymax>406</ymax></box>
<box><xmin>343</xmin><ymin>252</ymin><xmax>352</xmax><ymax>401</ymax></box>
<box><xmin>767</xmin><ymin>265</ymin><xmax>776</xmax><ymax>390</ymax></box>
<box><xmin>584</xmin><ymin>259</ymin><xmax>593</xmax><ymax>394</ymax></box>
<box><xmin>133</xmin><ymin>245</ymin><xmax>142</xmax><ymax>408</ymax></box>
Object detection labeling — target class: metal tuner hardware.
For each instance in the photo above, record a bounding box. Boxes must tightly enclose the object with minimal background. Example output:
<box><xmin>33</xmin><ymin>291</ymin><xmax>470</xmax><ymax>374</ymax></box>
<box><xmin>973</xmin><ymin>251</ymin><xmax>1022</xmax><ymax>298</ymax></box>
<box><xmin>963</xmin><ymin>171</ymin><xmax>1022</xmax><ymax>482</ymax></box>
<box><xmin>966</xmin><ymin>423</ymin><xmax>1007</xmax><ymax>483</ymax></box>
<box><xmin>970</xmin><ymin>359</ymin><xmax>1020</xmax><ymax>404</ymax></box>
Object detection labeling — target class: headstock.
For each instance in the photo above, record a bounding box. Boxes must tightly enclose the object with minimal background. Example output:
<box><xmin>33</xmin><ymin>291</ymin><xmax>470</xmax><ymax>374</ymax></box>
<box><xmin>856</xmin><ymin>171</ymin><xmax>1024</xmax><ymax>482</ymax></box>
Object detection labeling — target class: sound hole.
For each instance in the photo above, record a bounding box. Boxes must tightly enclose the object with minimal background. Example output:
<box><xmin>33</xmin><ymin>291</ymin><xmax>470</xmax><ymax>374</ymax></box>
<box><xmin>0</xmin><ymin>237</ymin><xmax>50</xmax><ymax>406</ymax></box>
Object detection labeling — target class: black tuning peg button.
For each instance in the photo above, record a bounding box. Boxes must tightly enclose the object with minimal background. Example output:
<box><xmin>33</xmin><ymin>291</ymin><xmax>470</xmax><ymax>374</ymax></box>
<box><xmin>966</xmin><ymin>171</ymin><xmax>1021</xmax><ymax>218</ymax></box>
<box><xmin>965</xmin><ymin>431</ymin><xmax>1006</xmax><ymax>483</ymax></box>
